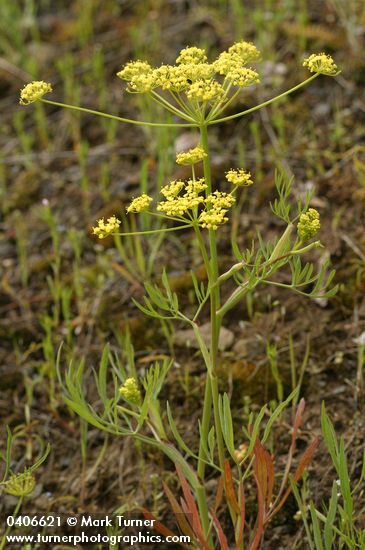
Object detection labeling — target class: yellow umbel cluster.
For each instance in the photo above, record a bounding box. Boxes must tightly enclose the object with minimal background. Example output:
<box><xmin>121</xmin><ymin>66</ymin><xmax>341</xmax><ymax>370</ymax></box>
<box><xmin>157</xmin><ymin>178</ymin><xmax>207</xmax><ymax>216</ymax></box>
<box><xmin>228</xmin><ymin>41</ymin><xmax>260</xmax><ymax>64</ymax></box>
<box><xmin>3</xmin><ymin>470</ymin><xmax>36</xmax><ymax>497</ymax></box>
<box><xmin>120</xmin><ymin>378</ymin><xmax>141</xmax><ymax>406</ymax></box>
<box><xmin>126</xmin><ymin>193</ymin><xmax>153</xmax><ymax>214</ymax></box>
<box><xmin>176</xmin><ymin>46</ymin><xmax>208</xmax><ymax>65</ymax></box>
<box><xmin>297</xmin><ymin>208</ymin><xmax>320</xmax><ymax>241</ymax></box>
<box><xmin>176</xmin><ymin>145</ymin><xmax>207</xmax><ymax>165</ymax></box>
<box><xmin>199</xmin><ymin>191</ymin><xmax>236</xmax><ymax>230</ymax></box>
<box><xmin>20</xmin><ymin>81</ymin><xmax>52</xmax><ymax>105</ymax></box>
<box><xmin>92</xmin><ymin>215</ymin><xmax>121</xmax><ymax>239</ymax></box>
<box><xmin>117</xmin><ymin>41</ymin><xmax>261</xmax><ymax>108</ymax></box>
<box><xmin>154</xmin><ymin>178</ymin><xmax>236</xmax><ymax>230</ymax></box>
<box><xmin>303</xmin><ymin>53</ymin><xmax>339</xmax><ymax>76</ymax></box>
<box><xmin>186</xmin><ymin>80</ymin><xmax>224</xmax><ymax>102</ymax></box>
<box><xmin>226</xmin><ymin>169</ymin><xmax>253</xmax><ymax>186</ymax></box>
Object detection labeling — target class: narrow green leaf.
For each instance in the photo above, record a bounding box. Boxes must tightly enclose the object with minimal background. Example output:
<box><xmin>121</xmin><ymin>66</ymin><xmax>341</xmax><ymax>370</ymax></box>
<box><xmin>219</xmin><ymin>394</ymin><xmax>236</xmax><ymax>459</ymax></box>
<box><xmin>324</xmin><ymin>481</ymin><xmax>337</xmax><ymax>550</ymax></box>
<box><xmin>246</xmin><ymin>405</ymin><xmax>267</xmax><ymax>457</ymax></box>
<box><xmin>166</xmin><ymin>402</ymin><xmax>195</xmax><ymax>457</ymax></box>
<box><xmin>262</xmin><ymin>387</ymin><xmax>299</xmax><ymax>443</ymax></box>
<box><xmin>98</xmin><ymin>344</ymin><xmax>110</xmax><ymax>404</ymax></box>
<box><xmin>310</xmin><ymin>502</ymin><xmax>324</xmax><ymax>550</ymax></box>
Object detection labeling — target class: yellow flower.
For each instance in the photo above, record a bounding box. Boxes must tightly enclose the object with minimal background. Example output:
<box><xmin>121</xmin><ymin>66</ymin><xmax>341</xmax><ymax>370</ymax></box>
<box><xmin>213</xmin><ymin>52</ymin><xmax>243</xmax><ymax>75</ymax></box>
<box><xmin>186</xmin><ymin>80</ymin><xmax>224</xmax><ymax>102</ymax></box>
<box><xmin>303</xmin><ymin>53</ymin><xmax>339</xmax><ymax>76</ymax></box>
<box><xmin>176</xmin><ymin>46</ymin><xmax>208</xmax><ymax>65</ymax></box>
<box><xmin>158</xmin><ymin>178</ymin><xmax>206</xmax><ymax>217</ymax></box>
<box><xmin>176</xmin><ymin>145</ymin><xmax>207</xmax><ymax>165</ymax></box>
<box><xmin>297</xmin><ymin>208</ymin><xmax>320</xmax><ymax>241</ymax></box>
<box><xmin>126</xmin><ymin>194</ymin><xmax>153</xmax><ymax>213</ymax></box>
<box><xmin>117</xmin><ymin>61</ymin><xmax>152</xmax><ymax>81</ymax></box>
<box><xmin>154</xmin><ymin>65</ymin><xmax>190</xmax><ymax>92</ymax></box>
<box><xmin>226</xmin><ymin>169</ymin><xmax>253</xmax><ymax>186</ymax></box>
<box><xmin>226</xmin><ymin>67</ymin><xmax>260</xmax><ymax>87</ymax></box>
<box><xmin>161</xmin><ymin>180</ymin><xmax>185</xmax><ymax>199</ymax></box>
<box><xmin>120</xmin><ymin>378</ymin><xmax>141</xmax><ymax>406</ymax></box>
<box><xmin>20</xmin><ymin>81</ymin><xmax>52</xmax><ymax>105</ymax></box>
<box><xmin>183</xmin><ymin>63</ymin><xmax>215</xmax><ymax>82</ymax></box>
<box><xmin>92</xmin><ymin>215</ymin><xmax>121</xmax><ymax>239</ymax></box>
<box><xmin>205</xmin><ymin>191</ymin><xmax>235</xmax><ymax>209</ymax></box>
<box><xmin>228</xmin><ymin>41</ymin><xmax>260</xmax><ymax>64</ymax></box>
<box><xmin>3</xmin><ymin>470</ymin><xmax>36</xmax><ymax>497</ymax></box>
<box><xmin>198</xmin><ymin>192</ymin><xmax>235</xmax><ymax>230</ymax></box>
<box><xmin>128</xmin><ymin>72</ymin><xmax>158</xmax><ymax>93</ymax></box>
<box><xmin>184</xmin><ymin>178</ymin><xmax>208</xmax><ymax>195</ymax></box>
<box><xmin>199</xmin><ymin>208</ymin><xmax>229</xmax><ymax>230</ymax></box>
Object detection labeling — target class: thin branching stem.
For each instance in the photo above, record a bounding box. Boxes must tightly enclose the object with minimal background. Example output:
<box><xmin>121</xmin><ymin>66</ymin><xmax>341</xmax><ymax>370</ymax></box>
<box><xmin>40</xmin><ymin>98</ymin><xmax>198</xmax><ymax>128</ymax></box>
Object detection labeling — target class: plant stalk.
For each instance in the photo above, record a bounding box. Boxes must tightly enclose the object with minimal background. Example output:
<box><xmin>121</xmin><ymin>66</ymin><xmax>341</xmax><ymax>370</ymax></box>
<box><xmin>199</xmin><ymin>123</ymin><xmax>225</xmax><ymax>473</ymax></box>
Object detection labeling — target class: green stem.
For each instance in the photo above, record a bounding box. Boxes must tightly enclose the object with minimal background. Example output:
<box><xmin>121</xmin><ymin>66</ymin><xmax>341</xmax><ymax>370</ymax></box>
<box><xmin>115</xmin><ymin>224</ymin><xmax>192</xmax><ymax>237</ymax></box>
<box><xmin>208</xmin><ymin>74</ymin><xmax>319</xmax><ymax>125</ymax></box>
<box><xmin>40</xmin><ymin>99</ymin><xmax>197</xmax><ymax>128</ymax></box>
<box><xmin>0</xmin><ymin>497</ymin><xmax>23</xmax><ymax>550</ymax></box>
<box><xmin>199</xmin><ymin>124</ymin><xmax>225</xmax><ymax>474</ymax></box>
<box><xmin>150</xmin><ymin>91</ymin><xmax>196</xmax><ymax>122</ymax></box>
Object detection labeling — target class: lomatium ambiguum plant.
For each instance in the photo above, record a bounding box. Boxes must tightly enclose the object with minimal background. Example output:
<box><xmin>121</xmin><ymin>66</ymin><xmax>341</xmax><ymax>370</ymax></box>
<box><xmin>22</xmin><ymin>41</ymin><xmax>340</xmax><ymax>548</ymax></box>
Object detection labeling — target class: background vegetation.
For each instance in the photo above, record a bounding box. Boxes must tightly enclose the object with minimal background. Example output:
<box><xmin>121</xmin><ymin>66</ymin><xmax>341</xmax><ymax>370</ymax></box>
<box><xmin>1</xmin><ymin>0</ymin><xmax>365</xmax><ymax>548</ymax></box>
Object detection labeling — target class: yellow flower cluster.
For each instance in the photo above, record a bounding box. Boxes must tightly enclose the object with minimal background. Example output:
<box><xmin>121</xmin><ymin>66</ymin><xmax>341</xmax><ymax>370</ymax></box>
<box><xmin>120</xmin><ymin>378</ymin><xmax>141</xmax><ymax>406</ymax></box>
<box><xmin>3</xmin><ymin>470</ymin><xmax>36</xmax><ymax>497</ymax></box>
<box><xmin>213</xmin><ymin>52</ymin><xmax>242</xmax><ymax>75</ymax></box>
<box><xmin>199</xmin><ymin>209</ymin><xmax>228</xmax><ymax>230</ymax></box>
<box><xmin>176</xmin><ymin>46</ymin><xmax>208</xmax><ymax>65</ymax></box>
<box><xmin>116</xmin><ymin>61</ymin><xmax>152</xmax><ymax>81</ymax></box>
<box><xmin>155</xmin><ymin>65</ymin><xmax>190</xmax><ymax>92</ymax></box>
<box><xmin>200</xmin><ymin>191</ymin><xmax>236</xmax><ymax>230</ymax></box>
<box><xmin>161</xmin><ymin>180</ymin><xmax>185</xmax><ymax>199</ymax></box>
<box><xmin>297</xmin><ymin>208</ymin><xmax>320</xmax><ymax>241</ymax></box>
<box><xmin>158</xmin><ymin>179</ymin><xmax>207</xmax><ymax>216</ymax></box>
<box><xmin>186</xmin><ymin>80</ymin><xmax>224</xmax><ymax>102</ymax></box>
<box><xmin>92</xmin><ymin>215</ymin><xmax>121</xmax><ymax>239</ymax></box>
<box><xmin>117</xmin><ymin>41</ymin><xmax>261</xmax><ymax>104</ymax></box>
<box><xmin>226</xmin><ymin>67</ymin><xmax>260</xmax><ymax>87</ymax></box>
<box><xmin>20</xmin><ymin>81</ymin><xmax>52</xmax><ymax>105</ymax></box>
<box><xmin>228</xmin><ymin>41</ymin><xmax>260</xmax><ymax>64</ymax></box>
<box><xmin>205</xmin><ymin>190</ymin><xmax>235</xmax><ymax>209</ymax></box>
<box><xmin>303</xmin><ymin>53</ymin><xmax>339</xmax><ymax>76</ymax></box>
<box><xmin>226</xmin><ymin>168</ymin><xmax>253</xmax><ymax>186</ymax></box>
<box><xmin>126</xmin><ymin>178</ymin><xmax>236</xmax><ymax>231</ymax></box>
<box><xmin>176</xmin><ymin>145</ymin><xmax>207</xmax><ymax>165</ymax></box>
<box><xmin>126</xmin><ymin>193</ymin><xmax>153</xmax><ymax>213</ymax></box>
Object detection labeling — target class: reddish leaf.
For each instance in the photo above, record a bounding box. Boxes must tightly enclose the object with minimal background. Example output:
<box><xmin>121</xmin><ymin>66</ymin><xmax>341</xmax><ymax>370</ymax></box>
<box><xmin>235</xmin><ymin>482</ymin><xmax>245</xmax><ymax>550</ymax></box>
<box><xmin>224</xmin><ymin>459</ymin><xmax>240</xmax><ymax>514</ymax></box>
<box><xmin>176</xmin><ymin>466</ymin><xmax>211</xmax><ymax>550</ymax></box>
<box><xmin>275</xmin><ymin>436</ymin><xmax>320</xmax><ymax>515</ymax></box>
<box><xmin>142</xmin><ymin>508</ymin><xmax>181</xmax><ymax>542</ymax></box>
<box><xmin>162</xmin><ymin>481</ymin><xmax>195</xmax><ymax>540</ymax></box>
<box><xmin>293</xmin><ymin>436</ymin><xmax>320</xmax><ymax>482</ymax></box>
<box><xmin>292</xmin><ymin>398</ymin><xmax>305</xmax><ymax>445</ymax></box>
<box><xmin>253</xmin><ymin>438</ymin><xmax>275</xmax><ymax>509</ymax></box>
<box><xmin>253</xmin><ymin>439</ymin><xmax>267</xmax><ymax>503</ymax></box>
<box><xmin>266</xmin><ymin>450</ymin><xmax>275</xmax><ymax>507</ymax></box>
<box><xmin>214</xmin><ymin>475</ymin><xmax>224</xmax><ymax>513</ymax></box>
<box><xmin>276</xmin><ymin>398</ymin><xmax>306</xmax><ymax>501</ymax></box>
<box><xmin>210</xmin><ymin>509</ymin><xmax>228</xmax><ymax>550</ymax></box>
<box><xmin>249</xmin><ymin>474</ymin><xmax>265</xmax><ymax>550</ymax></box>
